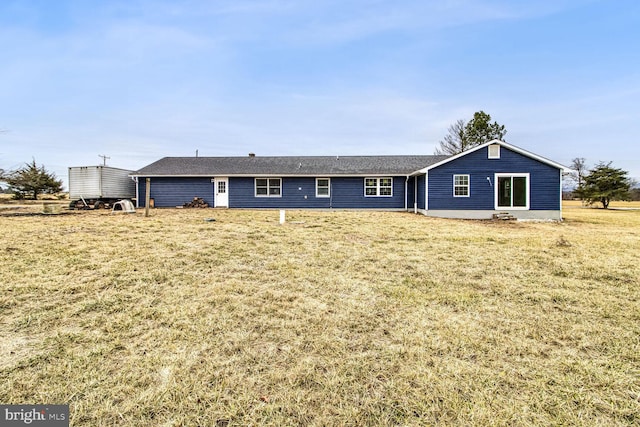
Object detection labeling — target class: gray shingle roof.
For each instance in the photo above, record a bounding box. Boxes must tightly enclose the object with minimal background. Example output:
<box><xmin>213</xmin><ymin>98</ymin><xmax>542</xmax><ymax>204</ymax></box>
<box><xmin>133</xmin><ymin>155</ymin><xmax>450</xmax><ymax>177</ymax></box>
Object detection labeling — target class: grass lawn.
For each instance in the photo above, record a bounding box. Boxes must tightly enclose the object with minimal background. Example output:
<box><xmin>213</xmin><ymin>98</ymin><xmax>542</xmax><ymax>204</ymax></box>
<box><xmin>1</xmin><ymin>205</ymin><xmax>639</xmax><ymax>426</ymax></box>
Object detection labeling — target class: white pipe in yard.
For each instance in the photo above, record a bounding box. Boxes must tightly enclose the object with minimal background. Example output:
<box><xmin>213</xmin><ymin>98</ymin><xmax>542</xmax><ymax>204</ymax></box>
<box><xmin>280</xmin><ymin>210</ymin><xmax>285</xmax><ymax>224</ymax></box>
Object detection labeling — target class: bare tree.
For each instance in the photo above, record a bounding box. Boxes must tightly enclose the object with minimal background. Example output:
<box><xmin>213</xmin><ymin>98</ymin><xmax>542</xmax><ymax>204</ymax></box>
<box><xmin>434</xmin><ymin>111</ymin><xmax>507</xmax><ymax>155</ymax></box>
<box><xmin>569</xmin><ymin>158</ymin><xmax>588</xmax><ymax>189</ymax></box>
<box><xmin>434</xmin><ymin>119</ymin><xmax>468</xmax><ymax>155</ymax></box>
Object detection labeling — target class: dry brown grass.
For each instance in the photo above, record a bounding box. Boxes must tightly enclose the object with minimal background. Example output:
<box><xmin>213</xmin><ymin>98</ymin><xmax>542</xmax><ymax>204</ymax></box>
<box><xmin>1</xmin><ymin>205</ymin><xmax>639</xmax><ymax>426</ymax></box>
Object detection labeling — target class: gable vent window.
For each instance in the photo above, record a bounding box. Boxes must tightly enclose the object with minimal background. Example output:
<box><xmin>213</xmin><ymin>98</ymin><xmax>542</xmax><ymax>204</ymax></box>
<box><xmin>488</xmin><ymin>144</ymin><xmax>501</xmax><ymax>159</ymax></box>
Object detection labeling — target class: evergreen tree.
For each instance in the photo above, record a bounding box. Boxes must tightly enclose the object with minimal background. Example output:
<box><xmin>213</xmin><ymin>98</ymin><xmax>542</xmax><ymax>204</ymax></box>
<box><xmin>575</xmin><ymin>162</ymin><xmax>630</xmax><ymax>209</ymax></box>
<box><xmin>434</xmin><ymin>111</ymin><xmax>506</xmax><ymax>155</ymax></box>
<box><xmin>5</xmin><ymin>159</ymin><xmax>63</xmax><ymax>200</ymax></box>
<box><xmin>464</xmin><ymin>111</ymin><xmax>507</xmax><ymax>148</ymax></box>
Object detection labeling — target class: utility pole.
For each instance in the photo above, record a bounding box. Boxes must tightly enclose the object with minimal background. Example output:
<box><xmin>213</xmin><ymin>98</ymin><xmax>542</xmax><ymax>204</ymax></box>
<box><xmin>98</xmin><ymin>154</ymin><xmax>110</xmax><ymax>166</ymax></box>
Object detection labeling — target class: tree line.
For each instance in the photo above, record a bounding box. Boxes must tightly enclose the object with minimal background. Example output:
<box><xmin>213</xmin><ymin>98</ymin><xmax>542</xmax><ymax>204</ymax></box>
<box><xmin>1</xmin><ymin>114</ymin><xmax>636</xmax><ymax>206</ymax></box>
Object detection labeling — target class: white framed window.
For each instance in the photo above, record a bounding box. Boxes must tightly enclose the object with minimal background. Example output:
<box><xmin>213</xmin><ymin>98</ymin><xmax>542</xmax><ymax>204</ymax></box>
<box><xmin>364</xmin><ymin>177</ymin><xmax>393</xmax><ymax>197</ymax></box>
<box><xmin>316</xmin><ymin>178</ymin><xmax>330</xmax><ymax>198</ymax></box>
<box><xmin>495</xmin><ymin>173</ymin><xmax>529</xmax><ymax>209</ymax></box>
<box><xmin>255</xmin><ymin>178</ymin><xmax>281</xmax><ymax>197</ymax></box>
<box><xmin>453</xmin><ymin>174</ymin><xmax>470</xmax><ymax>197</ymax></box>
<box><xmin>488</xmin><ymin>144</ymin><xmax>501</xmax><ymax>159</ymax></box>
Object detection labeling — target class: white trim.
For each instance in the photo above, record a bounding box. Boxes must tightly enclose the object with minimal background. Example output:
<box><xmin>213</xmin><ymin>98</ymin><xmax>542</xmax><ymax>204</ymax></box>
<box><xmin>424</xmin><ymin>172</ymin><xmax>429</xmax><ymax>210</ymax></box>
<box><xmin>453</xmin><ymin>174</ymin><xmax>470</xmax><ymax>197</ymax></box>
<box><xmin>364</xmin><ymin>177</ymin><xmax>393</xmax><ymax>197</ymax></box>
<box><xmin>255</xmin><ymin>177</ymin><xmax>282</xmax><ymax>198</ymax></box>
<box><xmin>494</xmin><ymin>173</ymin><xmax>530</xmax><ymax>210</ymax></box>
<box><xmin>134</xmin><ymin>176</ymin><xmax>139</xmax><ymax>208</ymax></box>
<box><xmin>315</xmin><ymin>178</ymin><xmax>330</xmax><ymax>198</ymax></box>
<box><xmin>413</xmin><ymin>176</ymin><xmax>417</xmax><ymax>213</ymax></box>
<box><xmin>404</xmin><ymin>176</ymin><xmax>408</xmax><ymax>211</ymax></box>
<box><xmin>130</xmin><ymin>173</ymin><xmax>401</xmax><ymax>178</ymax></box>
<box><xmin>559</xmin><ymin>169</ymin><xmax>563</xmax><ymax>219</ymax></box>
<box><xmin>414</xmin><ymin>140</ymin><xmax>569</xmax><ymax>174</ymax></box>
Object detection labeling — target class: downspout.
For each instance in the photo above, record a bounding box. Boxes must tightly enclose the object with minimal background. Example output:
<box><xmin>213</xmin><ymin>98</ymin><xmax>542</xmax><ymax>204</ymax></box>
<box><xmin>404</xmin><ymin>176</ymin><xmax>409</xmax><ymax>211</ymax></box>
<box><xmin>330</xmin><ymin>179</ymin><xmax>333</xmax><ymax>209</ymax></box>
<box><xmin>424</xmin><ymin>172</ymin><xmax>429</xmax><ymax>211</ymax></box>
<box><xmin>559</xmin><ymin>169</ymin><xmax>563</xmax><ymax>220</ymax></box>
<box><xmin>133</xmin><ymin>176</ymin><xmax>139</xmax><ymax>208</ymax></box>
<box><xmin>414</xmin><ymin>175</ymin><xmax>418</xmax><ymax>214</ymax></box>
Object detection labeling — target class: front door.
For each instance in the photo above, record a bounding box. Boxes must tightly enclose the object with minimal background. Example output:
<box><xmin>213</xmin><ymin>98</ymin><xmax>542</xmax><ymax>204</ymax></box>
<box><xmin>215</xmin><ymin>177</ymin><xmax>228</xmax><ymax>207</ymax></box>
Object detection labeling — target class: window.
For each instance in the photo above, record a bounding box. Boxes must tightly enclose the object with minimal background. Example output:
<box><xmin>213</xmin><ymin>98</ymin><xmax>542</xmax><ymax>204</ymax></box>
<box><xmin>217</xmin><ymin>181</ymin><xmax>226</xmax><ymax>194</ymax></box>
<box><xmin>364</xmin><ymin>177</ymin><xmax>393</xmax><ymax>197</ymax></box>
<box><xmin>488</xmin><ymin>144</ymin><xmax>501</xmax><ymax>159</ymax></box>
<box><xmin>453</xmin><ymin>174</ymin><xmax>469</xmax><ymax>197</ymax></box>
<box><xmin>255</xmin><ymin>178</ymin><xmax>281</xmax><ymax>197</ymax></box>
<box><xmin>316</xmin><ymin>178</ymin><xmax>330</xmax><ymax>198</ymax></box>
<box><xmin>495</xmin><ymin>174</ymin><xmax>529</xmax><ymax>209</ymax></box>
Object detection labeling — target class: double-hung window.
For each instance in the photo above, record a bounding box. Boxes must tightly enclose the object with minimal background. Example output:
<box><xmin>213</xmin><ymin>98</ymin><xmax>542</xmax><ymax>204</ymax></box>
<box><xmin>316</xmin><ymin>178</ymin><xmax>330</xmax><ymax>198</ymax></box>
<box><xmin>453</xmin><ymin>174</ymin><xmax>470</xmax><ymax>197</ymax></box>
<box><xmin>495</xmin><ymin>173</ymin><xmax>529</xmax><ymax>209</ymax></box>
<box><xmin>364</xmin><ymin>177</ymin><xmax>393</xmax><ymax>197</ymax></box>
<box><xmin>255</xmin><ymin>178</ymin><xmax>281</xmax><ymax>197</ymax></box>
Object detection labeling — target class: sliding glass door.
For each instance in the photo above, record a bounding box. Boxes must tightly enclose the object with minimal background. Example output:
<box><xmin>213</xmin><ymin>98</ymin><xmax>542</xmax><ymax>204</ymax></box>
<box><xmin>496</xmin><ymin>174</ymin><xmax>529</xmax><ymax>209</ymax></box>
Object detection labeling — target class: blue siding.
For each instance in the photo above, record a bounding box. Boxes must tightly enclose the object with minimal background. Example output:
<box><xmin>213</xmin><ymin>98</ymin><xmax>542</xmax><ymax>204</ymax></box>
<box><xmin>417</xmin><ymin>175</ymin><xmax>426</xmax><ymax>210</ymax></box>
<box><xmin>138</xmin><ymin>177</ymin><xmax>214</xmax><ymax>208</ymax></box>
<box><xmin>229</xmin><ymin>177</ymin><xmax>330</xmax><ymax>209</ymax></box>
<box><xmin>331</xmin><ymin>177</ymin><xmax>406</xmax><ymax>209</ymax></box>
<box><xmin>229</xmin><ymin>176</ymin><xmax>408</xmax><ymax>209</ymax></box>
<box><xmin>428</xmin><ymin>146</ymin><xmax>561</xmax><ymax>211</ymax></box>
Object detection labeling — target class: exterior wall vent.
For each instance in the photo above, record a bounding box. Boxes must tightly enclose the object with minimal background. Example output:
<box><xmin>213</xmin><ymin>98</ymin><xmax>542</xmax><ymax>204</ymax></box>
<box><xmin>488</xmin><ymin>144</ymin><xmax>500</xmax><ymax>159</ymax></box>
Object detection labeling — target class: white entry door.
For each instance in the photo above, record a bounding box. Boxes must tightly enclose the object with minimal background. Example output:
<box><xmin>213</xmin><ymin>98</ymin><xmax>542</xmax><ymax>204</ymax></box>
<box><xmin>215</xmin><ymin>177</ymin><xmax>229</xmax><ymax>207</ymax></box>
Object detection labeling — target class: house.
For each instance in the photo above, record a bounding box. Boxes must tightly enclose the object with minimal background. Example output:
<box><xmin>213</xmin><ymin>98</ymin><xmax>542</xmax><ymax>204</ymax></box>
<box><xmin>131</xmin><ymin>140</ymin><xmax>567</xmax><ymax>220</ymax></box>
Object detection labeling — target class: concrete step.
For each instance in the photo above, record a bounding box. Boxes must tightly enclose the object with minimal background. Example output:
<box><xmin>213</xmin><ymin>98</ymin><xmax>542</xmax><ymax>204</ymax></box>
<box><xmin>493</xmin><ymin>212</ymin><xmax>517</xmax><ymax>220</ymax></box>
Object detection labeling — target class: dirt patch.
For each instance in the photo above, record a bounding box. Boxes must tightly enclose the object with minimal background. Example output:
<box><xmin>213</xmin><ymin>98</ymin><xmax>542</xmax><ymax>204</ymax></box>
<box><xmin>0</xmin><ymin>335</ymin><xmax>42</xmax><ymax>369</ymax></box>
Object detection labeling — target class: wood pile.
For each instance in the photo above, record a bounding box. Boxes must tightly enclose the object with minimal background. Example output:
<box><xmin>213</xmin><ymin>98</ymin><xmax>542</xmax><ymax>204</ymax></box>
<box><xmin>183</xmin><ymin>197</ymin><xmax>209</xmax><ymax>208</ymax></box>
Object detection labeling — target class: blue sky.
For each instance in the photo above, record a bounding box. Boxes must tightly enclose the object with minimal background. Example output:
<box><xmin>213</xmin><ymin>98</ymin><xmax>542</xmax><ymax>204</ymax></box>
<box><xmin>1</xmin><ymin>0</ymin><xmax>639</xmax><ymax>189</ymax></box>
